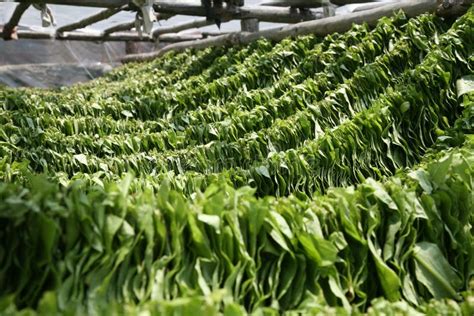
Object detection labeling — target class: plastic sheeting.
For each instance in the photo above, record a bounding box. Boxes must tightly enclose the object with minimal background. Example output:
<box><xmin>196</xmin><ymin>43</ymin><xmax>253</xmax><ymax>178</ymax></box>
<box><xmin>0</xmin><ymin>0</ymin><xmax>393</xmax><ymax>88</ymax></box>
<box><xmin>0</xmin><ymin>63</ymin><xmax>113</xmax><ymax>88</ymax></box>
<box><xmin>0</xmin><ymin>2</ymin><xmax>155</xmax><ymax>87</ymax></box>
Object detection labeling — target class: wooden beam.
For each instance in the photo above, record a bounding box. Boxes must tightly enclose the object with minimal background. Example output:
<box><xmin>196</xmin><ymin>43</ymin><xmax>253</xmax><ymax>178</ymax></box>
<box><xmin>153</xmin><ymin>2</ymin><xmax>322</xmax><ymax>23</ymax></box>
<box><xmin>99</xmin><ymin>14</ymin><xmax>177</xmax><ymax>35</ymax></box>
<box><xmin>202</xmin><ymin>31</ymin><xmax>230</xmax><ymax>37</ymax></box>
<box><xmin>158</xmin><ymin>33</ymin><xmax>205</xmax><ymax>42</ymax></box>
<box><xmin>15</xmin><ymin>0</ymin><xmax>127</xmax><ymax>8</ymax></box>
<box><xmin>352</xmin><ymin>3</ymin><xmax>394</xmax><ymax>13</ymax></box>
<box><xmin>123</xmin><ymin>0</ymin><xmax>440</xmax><ymax>63</ymax></box>
<box><xmin>0</xmin><ymin>29</ymin><xmax>225</xmax><ymax>43</ymax></box>
<box><xmin>56</xmin><ymin>6</ymin><xmax>126</xmax><ymax>34</ymax></box>
<box><xmin>103</xmin><ymin>21</ymin><xmax>135</xmax><ymax>35</ymax></box>
<box><xmin>330</xmin><ymin>0</ymin><xmax>376</xmax><ymax>4</ymax></box>
<box><xmin>260</xmin><ymin>0</ymin><xmax>326</xmax><ymax>8</ymax></box>
<box><xmin>153</xmin><ymin>18</ymin><xmax>213</xmax><ymax>38</ymax></box>
<box><xmin>2</xmin><ymin>3</ymin><xmax>30</xmax><ymax>41</ymax></box>
<box><xmin>0</xmin><ymin>30</ymin><xmax>153</xmax><ymax>42</ymax></box>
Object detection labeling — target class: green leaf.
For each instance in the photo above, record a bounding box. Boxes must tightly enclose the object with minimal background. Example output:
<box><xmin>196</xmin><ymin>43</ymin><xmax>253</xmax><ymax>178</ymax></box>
<box><xmin>427</xmin><ymin>154</ymin><xmax>453</xmax><ymax>189</ymax></box>
<box><xmin>413</xmin><ymin>242</ymin><xmax>462</xmax><ymax>299</ymax></box>
<box><xmin>121</xmin><ymin>110</ymin><xmax>134</xmax><ymax>118</ymax></box>
<box><xmin>408</xmin><ymin>169</ymin><xmax>433</xmax><ymax>194</ymax></box>
<box><xmin>298</xmin><ymin>233</ymin><xmax>337</xmax><ymax>267</ymax></box>
<box><xmin>255</xmin><ymin>165</ymin><xmax>271</xmax><ymax>179</ymax></box>
<box><xmin>197</xmin><ymin>213</ymin><xmax>221</xmax><ymax>233</ymax></box>
<box><xmin>368</xmin><ymin>237</ymin><xmax>401</xmax><ymax>301</ymax></box>
<box><xmin>366</xmin><ymin>178</ymin><xmax>397</xmax><ymax>210</ymax></box>
<box><xmin>73</xmin><ymin>154</ymin><xmax>88</xmax><ymax>166</ymax></box>
<box><xmin>456</xmin><ymin>75</ymin><xmax>474</xmax><ymax>98</ymax></box>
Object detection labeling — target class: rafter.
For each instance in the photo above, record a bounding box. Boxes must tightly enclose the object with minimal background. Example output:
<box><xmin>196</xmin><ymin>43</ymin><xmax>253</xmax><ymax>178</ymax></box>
<box><xmin>260</xmin><ymin>0</ymin><xmax>327</xmax><ymax>8</ymax></box>
<box><xmin>153</xmin><ymin>18</ymin><xmax>213</xmax><ymax>39</ymax></box>
<box><xmin>153</xmin><ymin>2</ymin><xmax>321</xmax><ymax>23</ymax></box>
<box><xmin>103</xmin><ymin>21</ymin><xmax>136</xmax><ymax>35</ymax></box>
<box><xmin>4</xmin><ymin>0</ymin><xmax>471</xmax><ymax>49</ymax></box>
<box><xmin>15</xmin><ymin>0</ymin><xmax>127</xmax><ymax>8</ymax></box>
<box><xmin>56</xmin><ymin>5</ymin><xmax>127</xmax><ymax>34</ymax></box>
<box><xmin>123</xmin><ymin>0</ymin><xmax>440</xmax><ymax>62</ymax></box>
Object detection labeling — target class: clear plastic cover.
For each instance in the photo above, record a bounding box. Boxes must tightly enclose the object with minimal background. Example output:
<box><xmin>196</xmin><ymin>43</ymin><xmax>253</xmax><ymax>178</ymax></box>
<box><xmin>0</xmin><ymin>0</ymin><xmax>393</xmax><ymax>88</ymax></box>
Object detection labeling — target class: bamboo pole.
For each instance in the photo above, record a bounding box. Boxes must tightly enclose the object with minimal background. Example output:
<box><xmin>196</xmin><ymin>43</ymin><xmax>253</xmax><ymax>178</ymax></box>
<box><xmin>122</xmin><ymin>0</ymin><xmax>440</xmax><ymax>63</ymax></box>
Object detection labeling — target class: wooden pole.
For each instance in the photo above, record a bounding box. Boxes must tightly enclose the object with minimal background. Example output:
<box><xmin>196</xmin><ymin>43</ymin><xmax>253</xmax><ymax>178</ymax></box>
<box><xmin>56</xmin><ymin>6</ymin><xmax>127</xmax><ymax>34</ymax></box>
<box><xmin>0</xmin><ymin>29</ymin><xmax>224</xmax><ymax>43</ymax></box>
<box><xmin>153</xmin><ymin>18</ymin><xmax>213</xmax><ymax>39</ymax></box>
<box><xmin>158</xmin><ymin>34</ymin><xmax>205</xmax><ymax>42</ymax></box>
<box><xmin>330</xmin><ymin>0</ymin><xmax>376</xmax><ymax>4</ymax></box>
<box><xmin>0</xmin><ymin>30</ymin><xmax>154</xmax><ymax>42</ymax></box>
<box><xmin>15</xmin><ymin>0</ymin><xmax>127</xmax><ymax>8</ymax></box>
<box><xmin>352</xmin><ymin>3</ymin><xmax>394</xmax><ymax>13</ymax></box>
<box><xmin>122</xmin><ymin>0</ymin><xmax>440</xmax><ymax>63</ymax></box>
<box><xmin>101</xmin><ymin>13</ymin><xmax>176</xmax><ymax>36</ymax></box>
<box><xmin>2</xmin><ymin>3</ymin><xmax>30</xmax><ymax>41</ymax></box>
<box><xmin>153</xmin><ymin>2</ymin><xmax>321</xmax><ymax>23</ymax></box>
<box><xmin>260</xmin><ymin>0</ymin><xmax>326</xmax><ymax>8</ymax></box>
<box><xmin>103</xmin><ymin>21</ymin><xmax>135</xmax><ymax>35</ymax></box>
<box><xmin>202</xmin><ymin>31</ymin><xmax>230</xmax><ymax>37</ymax></box>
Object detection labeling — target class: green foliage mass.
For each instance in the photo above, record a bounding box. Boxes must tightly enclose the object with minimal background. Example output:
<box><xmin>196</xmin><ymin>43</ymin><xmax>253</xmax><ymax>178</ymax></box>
<box><xmin>0</xmin><ymin>7</ymin><xmax>473</xmax><ymax>316</ymax></box>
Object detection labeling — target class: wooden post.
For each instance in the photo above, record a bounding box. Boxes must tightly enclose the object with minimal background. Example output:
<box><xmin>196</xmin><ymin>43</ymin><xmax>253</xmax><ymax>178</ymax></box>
<box><xmin>241</xmin><ymin>19</ymin><xmax>259</xmax><ymax>32</ymax></box>
<box><xmin>240</xmin><ymin>0</ymin><xmax>259</xmax><ymax>32</ymax></box>
<box><xmin>323</xmin><ymin>0</ymin><xmax>336</xmax><ymax>17</ymax></box>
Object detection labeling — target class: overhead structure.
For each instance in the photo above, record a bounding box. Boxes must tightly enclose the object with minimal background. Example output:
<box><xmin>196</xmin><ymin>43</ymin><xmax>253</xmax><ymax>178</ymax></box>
<box><xmin>1</xmin><ymin>0</ymin><xmax>472</xmax><ymax>59</ymax></box>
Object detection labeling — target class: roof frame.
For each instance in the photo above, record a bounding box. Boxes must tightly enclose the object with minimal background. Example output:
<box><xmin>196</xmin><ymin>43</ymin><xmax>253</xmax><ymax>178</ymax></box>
<box><xmin>2</xmin><ymin>0</ymin><xmax>472</xmax><ymax>59</ymax></box>
<box><xmin>4</xmin><ymin>0</ymin><xmax>334</xmax><ymax>42</ymax></box>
